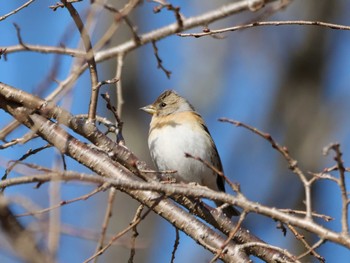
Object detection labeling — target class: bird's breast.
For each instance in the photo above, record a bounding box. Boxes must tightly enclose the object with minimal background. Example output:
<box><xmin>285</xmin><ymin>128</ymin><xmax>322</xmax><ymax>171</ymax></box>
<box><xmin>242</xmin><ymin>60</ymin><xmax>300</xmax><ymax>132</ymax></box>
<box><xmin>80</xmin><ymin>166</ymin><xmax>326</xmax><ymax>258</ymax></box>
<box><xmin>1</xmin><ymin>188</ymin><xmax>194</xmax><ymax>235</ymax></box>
<box><xmin>148</xmin><ymin>113</ymin><xmax>215</xmax><ymax>186</ymax></box>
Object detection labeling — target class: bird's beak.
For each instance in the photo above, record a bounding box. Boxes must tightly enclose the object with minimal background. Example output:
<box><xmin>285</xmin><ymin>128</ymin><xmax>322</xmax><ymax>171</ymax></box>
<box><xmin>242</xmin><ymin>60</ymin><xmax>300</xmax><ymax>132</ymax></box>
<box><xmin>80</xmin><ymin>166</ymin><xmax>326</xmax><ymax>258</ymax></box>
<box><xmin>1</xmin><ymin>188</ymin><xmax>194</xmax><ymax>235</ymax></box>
<box><xmin>140</xmin><ymin>104</ymin><xmax>156</xmax><ymax>115</ymax></box>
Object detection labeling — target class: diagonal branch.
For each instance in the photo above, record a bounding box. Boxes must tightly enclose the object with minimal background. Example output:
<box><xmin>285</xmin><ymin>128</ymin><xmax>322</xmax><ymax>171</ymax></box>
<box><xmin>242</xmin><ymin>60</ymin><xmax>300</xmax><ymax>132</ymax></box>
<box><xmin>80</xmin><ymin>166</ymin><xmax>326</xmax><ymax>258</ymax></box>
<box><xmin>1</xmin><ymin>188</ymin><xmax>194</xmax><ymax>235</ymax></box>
<box><xmin>61</xmin><ymin>0</ymin><xmax>99</xmax><ymax>122</ymax></box>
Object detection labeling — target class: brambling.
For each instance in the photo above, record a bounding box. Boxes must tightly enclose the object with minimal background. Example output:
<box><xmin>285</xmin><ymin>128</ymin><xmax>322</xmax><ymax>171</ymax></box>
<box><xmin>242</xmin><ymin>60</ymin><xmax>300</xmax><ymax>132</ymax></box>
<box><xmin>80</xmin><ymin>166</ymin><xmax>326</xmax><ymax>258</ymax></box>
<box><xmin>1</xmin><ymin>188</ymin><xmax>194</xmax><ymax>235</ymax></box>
<box><xmin>141</xmin><ymin>90</ymin><xmax>239</xmax><ymax>217</ymax></box>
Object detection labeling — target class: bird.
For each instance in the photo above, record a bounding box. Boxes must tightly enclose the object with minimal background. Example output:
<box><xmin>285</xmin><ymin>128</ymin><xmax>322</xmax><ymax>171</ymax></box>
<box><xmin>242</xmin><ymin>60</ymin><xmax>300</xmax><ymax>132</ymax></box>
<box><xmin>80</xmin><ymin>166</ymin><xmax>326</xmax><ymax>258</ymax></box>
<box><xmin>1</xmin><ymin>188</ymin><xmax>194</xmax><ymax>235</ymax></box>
<box><xmin>141</xmin><ymin>90</ymin><xmax>239</xmax><ymax>217</ymax></box>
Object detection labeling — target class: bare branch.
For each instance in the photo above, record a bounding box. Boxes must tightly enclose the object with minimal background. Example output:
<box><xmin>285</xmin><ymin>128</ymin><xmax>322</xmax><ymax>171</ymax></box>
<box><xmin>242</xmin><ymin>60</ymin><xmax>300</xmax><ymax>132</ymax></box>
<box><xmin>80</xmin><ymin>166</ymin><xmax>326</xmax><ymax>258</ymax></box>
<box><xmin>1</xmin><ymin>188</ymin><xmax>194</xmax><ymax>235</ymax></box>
<box><xmin>61</xmin><ymin>0</ymin><xmax>99</xmax><ymax>122</ymax></box>
<box><xmin>151</xmin><ymin>41</ymin><xmax>172</xmax><ymax>79</ymax></box>
<box><xmin>0</xmin><ymin>195</ymin><xmax>50</xmax><ymax>263</ymax></box>
<box><xmin>128</xmin><ymin>204</ymin><xmax>144</xmax><ymax>263</ymax></box>
<box><xmin>170</xmin><ymin>228</ymin><xmax>180</xmax><ymax>263</ymax></box>
<box><xmin>151</xmin><ymin>0</ymin><xmax>184</xmax><ymax>30</ymax></box>
<box><xmin>219</xmin><ymin>118</ymin><xmax>314</xmax><ymax>220</ymax></box>
<box><xmin>93</xmin><ymin>188</ymin><xmax>116</xmax><ymax>263</ymax></box>
<box><xmin>0</xmin><ymin>0</ymin><xmax>35</xmax><ymax>21</ymax></box>
<box><xmin>13</xmin><ymin>23</ymin><xmax>29</xmax><ymax>49</ymax></box>
<box><xmin>323</xmin><ymin>143</ymin><xmax>349</xmax><ymax>234</ymax></box>
<box><xmin>101</xmin><ymin>92</ymin><xmax>125</xmax><ymax>145</ymax></box>
<box><xmin>178</xmin><ymin>20</ymin><xmax>350</xmax><ymax>38</ymax></box>
<box><xmin>85</xmin><ymin>204</ymin><xmax>150</xmax><ymax>263</ymax></box>
<box><xmin>115</xmin><ymin>54</ymin><xmax>125</xmax><ymax>118</ymax></box>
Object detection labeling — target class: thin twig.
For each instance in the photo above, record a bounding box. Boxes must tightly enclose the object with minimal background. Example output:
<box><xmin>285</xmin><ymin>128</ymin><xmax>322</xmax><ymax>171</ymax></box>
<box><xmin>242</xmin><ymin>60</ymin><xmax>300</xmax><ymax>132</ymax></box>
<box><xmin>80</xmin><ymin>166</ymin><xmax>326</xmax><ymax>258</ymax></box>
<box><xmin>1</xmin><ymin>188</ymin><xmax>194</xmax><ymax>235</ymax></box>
<box><xmin>13</xmin><ymin>23</ymin><xmax>30</xmax><ymax>49</ymax></box>
<box><xmin>170</xmin><ymin>228</ymin><xmax>180</xmax><ymax>263</ymax></box>
<box><xmin>100</xmin><ymin>92</ymin><xmax>125</xmax><ymax>145</ymax></box>
<box><xmin>184</xmin><ymin>152</ymin><xmax>240</xmax><ymax>194</ymax></box>
<box><xmin>61</xmin><ymin>0</ymin><xmax>99</xmax><ymax>122</ymax></box>
<box><xmin>0</xmin><ymin>48</ymin><xmax>7</xmax><ymax>59</ymax></box>
<box><xmin>219</xmin><ymin>118</ymin><xmax>313</xmax><ymax>220</ymax></box>
<box><xmin>151</xmin><ymin>41</ymin><xmax>172</xmax><ymax>79</ymax></box>
<box><xmin>85</xmin><ymin>205</ymin><xmax>153</xmax><ymax>263</ymax></box>
<box><xmin>93</xmin><ymin>187</ymin><xmax>117</xmax><ymax>263</ymax></box>
<box><xmin>0</xmin><ymin>0</ymin><xmax>35</xmax><ymax>21</ymax></box>
<box><xmin>297</xmin><ymin>238</ymin><xmax>325</xmax><ymax>262</ymax></box>
<box><xmin>115</xmin><ymin>54</ymin><xmax>125</xmax><ymax>119</ymax></box>
<box><xmin>128</xmin><ymin>204</ymin><xmax>144</xmax><ymax>263</ymax></box>
<box><xmin>323</xmin><ymin>143</ymin><xmax>349</xmax><ymax>234</ymax></box>
<box><xmin>210</xmin><ymin>212</ymin><xmax>247</xmax><ymax>263</ymax></box>
<box><xmin>151</xmin><ymin>0</ymin><xmax>184</xmax><ymax>30</ymax></box>
<box><xmin>178</xmin><ymin>20</ymin><xmax>350</xmax><ymax>38</ymax></box>
<box><xmin>238</xmin><ymin>242</ymin><xmax>299</xmax><ymax>263</ymax></box>
<box><xmin>47</xmin><ymin>155</ymin><xmax>62</xmax><ymax>258</ymax></box>
<box><xmin>279</xmin><ymin>208</ymin><xmax>333</xmax><ymax>222</ymax></box>
<box><xmin>0</xmin><ymin>195</ymin><xmax>50</xmax><ymax>263</ymax></box>
<box><xmin>16</xmin><ymin>185</ymin><xmax>106</xmax><ymax>217</ymax></box>
<box><xmin>93</xmin><ymin>0</ymin><xmax>141</xmax><ymax>52</ymax></box>
<box><xmin>103</xmin><ymin>3</ymin><xmax>141</xmax><ymax>44</ymax></box>
<box><xmin>287</xmin><ymin>224</ymin><xmax>325</xmax><ymax>262</ymax></box>
<box><xmin>2</xmin><ymin>144</ymin><xmax>52</xmax><ymax>181</ymax></box>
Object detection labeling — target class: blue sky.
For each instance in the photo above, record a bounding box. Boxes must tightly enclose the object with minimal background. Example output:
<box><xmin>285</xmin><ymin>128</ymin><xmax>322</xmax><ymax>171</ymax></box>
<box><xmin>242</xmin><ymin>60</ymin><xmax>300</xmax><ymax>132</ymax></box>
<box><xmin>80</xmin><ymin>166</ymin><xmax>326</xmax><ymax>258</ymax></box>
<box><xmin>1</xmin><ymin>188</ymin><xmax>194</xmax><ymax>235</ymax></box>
<box><xmin>1</xmin><ymin>0</ymin><xmax>350</xmax><ymax>262</ymax></box>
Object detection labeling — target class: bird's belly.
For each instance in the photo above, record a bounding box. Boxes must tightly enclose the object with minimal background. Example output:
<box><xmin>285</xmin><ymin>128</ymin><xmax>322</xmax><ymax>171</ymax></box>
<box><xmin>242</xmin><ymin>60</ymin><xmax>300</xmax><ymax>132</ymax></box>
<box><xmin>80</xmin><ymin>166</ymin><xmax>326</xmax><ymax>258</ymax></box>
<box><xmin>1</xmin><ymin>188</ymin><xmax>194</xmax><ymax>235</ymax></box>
<box><xmin>148</xmin><ymin>124</ymin><xmax>213</xmax><ymax>185</ymax></box>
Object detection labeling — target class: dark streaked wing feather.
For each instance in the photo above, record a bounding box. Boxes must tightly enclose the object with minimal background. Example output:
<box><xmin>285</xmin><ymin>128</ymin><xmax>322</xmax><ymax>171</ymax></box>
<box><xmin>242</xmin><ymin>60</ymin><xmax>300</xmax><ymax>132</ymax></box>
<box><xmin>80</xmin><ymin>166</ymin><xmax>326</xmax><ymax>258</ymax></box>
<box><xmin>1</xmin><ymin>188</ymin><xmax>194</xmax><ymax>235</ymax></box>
<box><xmin>198</xmin><ymin>114</ymin><xmax>240</xmax><ymax>217</ymax></box>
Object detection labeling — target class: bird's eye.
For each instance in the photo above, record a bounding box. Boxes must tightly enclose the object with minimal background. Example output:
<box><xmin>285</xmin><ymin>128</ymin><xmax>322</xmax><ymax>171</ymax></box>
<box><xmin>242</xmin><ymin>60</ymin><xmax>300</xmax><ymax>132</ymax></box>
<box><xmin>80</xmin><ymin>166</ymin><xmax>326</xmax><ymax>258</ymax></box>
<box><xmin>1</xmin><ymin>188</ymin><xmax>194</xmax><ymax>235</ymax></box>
<box><xmin>160</xmin><ymin>102</ymin><xmax>167</xmax><ymax>108</ymax></box>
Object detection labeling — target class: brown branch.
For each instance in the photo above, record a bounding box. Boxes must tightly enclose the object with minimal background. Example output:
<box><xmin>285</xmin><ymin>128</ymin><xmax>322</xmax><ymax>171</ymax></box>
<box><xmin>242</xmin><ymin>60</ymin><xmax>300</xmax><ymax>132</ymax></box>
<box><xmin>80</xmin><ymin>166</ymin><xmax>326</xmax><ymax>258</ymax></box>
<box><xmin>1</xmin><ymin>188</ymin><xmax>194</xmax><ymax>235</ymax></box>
<box><xmin>287</xmin><ymin>224</ymin><xmax>325</xmax><ymax>262</ymax></box>
<box><xmin>92</xmin><ymin>187</ymin><xmax>117</xmax><ymax>263</ymax></box>
<box><xmin>0</xmin><ymin>107</ymin><xmax>250</xmax><ymax>262</ymax></box>
<box><xmin>93</xmin><ymin>0</ymin><xmax>141</xmax><ymax>53</ymax></box>
<box><xmin>2</xmin><ymin>165</ymin><xmax>349</xmax><ymax>252</ymax></box>
<box><xmin>151</xmin><ymin>0</ymin><xmax>184</xmax><ymax>30</ymax></box>
<box><xmin>323</xmin><ymin>143</ymin><xmax>349</xmax><ymax>234</ymax></box>
<box><xmin>2</xmin><ymin>144</ymin><xmax>52</xmax><ymax>181</ymax></box>
<box><xmin>0</xmin><ymin>48</ymin><xmax>7</xmax><ymax>59</ymax></box>
<box><xmin>0</xmin><ymin>0</ymin><xmax>35</xmax><ymax>21</ymax></box>
<box><xmin>0</xmin><ymin>132</ymin><xmax>38</xmax><ymax>150</ymax></box>
<box><xmin>170</xmin><ymin>228</ymin><xmax>180</xmax><ymax>263</ymax></box>
<box><xmin>178</xmin><ymin>20</ymin><xmax>350</xmax><ymax>38</ymax></box>
<box><xmin>101</xmin><ymin>92</ymin><xmax>125</xmax><ymax>145</ymax></box>
<box><xmin>61</xmin><ymin>0</ymin><xmax>99</xmax><ymax>122</ymax></box>
<box><xmin>0</xmin><ymin>195</ymin><xmax>50</xmax><ymax>263</ymax></box>
<box><xmin>219</xmin><ymin>117</ymin><xmax>314</xmax><ymax>220</ymax></box>
<box><xmin>16</xmin><ymin>185</ymin><xmax>105</xmax><ymax>217</ymax></box>
<box><xmin>184</xmin><ymin>152</ymin><xmax>241</xmax><ymax>194</ymax></box>
<box><xmin>85</xmin><ymin>204</ymin><xmax>150</xmax><ymax>263</ymax></box>
<box><xmin>103</xmin><ymin>3</ymin><xmax>141</xmax><ymax>44</ymax></box>
<box><xmin>128</xmin><ymin>204</ymin><xmax>144</xmax><ymax>263</ymax></box>
<box><xmin>13</xmin><ymin>23</ymin><xmax>30</xmax><ymax>49</ymax></box>
<box><xmin>0</xmin><ymin>83</ymin><xmax>312</xmax><ymax>260</ymax></box>
<box><xmin>0</xmin><ymin>44</ymin><xmax>84</xmax><ymax>58</ymax></box>
<box><xmin>279</xmin><ymin>208</ymin><xmax>333</xmax><ymax>222</ymax></box>
<box><xmin>96</xmin><ymin>0</ymin><xmax>280</xmax><ymax>60</ymax></box>
<box><xmin>151</xmin><ymin>41</ymin><xmax>172</xmax><ymax>79</ymax></box>
<box><xmin>115</xmin><ymin>54</ymin><xmax>125</xmax><ymax>118</ymax></box>
<box><xmin>1</xmin><ymin>0</ymin><xmax>280</xmax><ymax>61</ymax></box>
<box><xmin>239</xmin><ymin>242</ymin><xmax>300</xmax><ymax>263</ymax></box>
<box><xmin>297</xmin><ymin>238</ymin><xmax>325</xmax><ymax>262</ymax></box>
<box><xmin>210</xmin><ymin>212</ymin><xmax>247</xmax><ymax>263</ymax></box>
